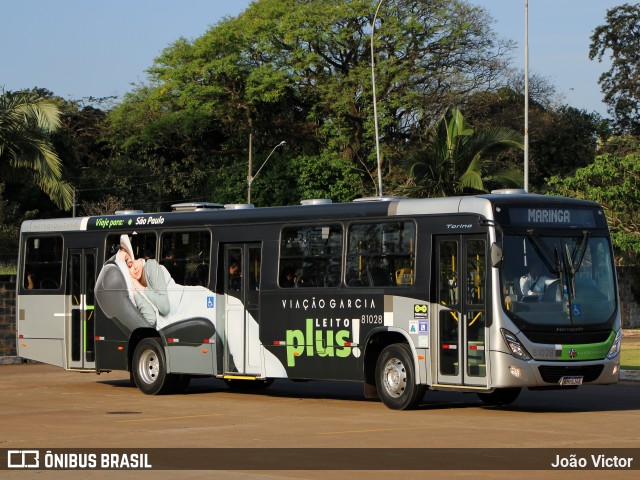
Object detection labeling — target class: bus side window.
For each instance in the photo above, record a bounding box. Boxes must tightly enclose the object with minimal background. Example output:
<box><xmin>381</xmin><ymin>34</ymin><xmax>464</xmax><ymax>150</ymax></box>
<box><xmin>105</xmin><ymin>233</ymin><xmax>157</xmax><ymax>263</ymax></box>
<box><xmin>160</xmin><ymin>231</ymin><xmax>211</xmax><ymax>286</ymax></box>
<box><xmin>279</xmin><ymin>225</ymin><xmax>342</xmax><ymax>288</ymax></box>
<box><xmin>346</xmin><ymin>222</ymin><xmax>416</xmax><ymax>288</ymax></box>
<box><xmin>23</xmin><ymin>236</ymin><xmax>63</xmax><ymax>291</ymax></box>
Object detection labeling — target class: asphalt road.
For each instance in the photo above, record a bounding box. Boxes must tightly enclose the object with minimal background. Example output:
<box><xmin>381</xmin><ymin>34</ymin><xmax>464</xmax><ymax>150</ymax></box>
<box><xmin>1</xmin><ymin>362</ymin><xmax>639</xmax><ymax>480</ymax></box>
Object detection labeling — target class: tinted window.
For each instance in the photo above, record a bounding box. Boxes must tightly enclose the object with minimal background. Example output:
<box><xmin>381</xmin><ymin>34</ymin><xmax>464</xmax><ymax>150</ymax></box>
<box><xmin>106</xmin><ymin>233</ymin><xmax>157</xmax><ymax>262</ymax></box>
<box><xmin>23</xmin><ymin>236</ymin><xmax>63</xmax><ymax>290</ymax></box>
<box><xmin>160</xmin><ymin>231</ymin><xmax>211</xmax><ymax>286</ymax></box>
<box><xmin>279</xmin><ymin>225</ymin><xmax>342</xmax><ymax>288</ymax></box>
<box><xmin>346</xmin><ymin>222</ymin><xmax>416</xmax><ymax>287</ymax></box>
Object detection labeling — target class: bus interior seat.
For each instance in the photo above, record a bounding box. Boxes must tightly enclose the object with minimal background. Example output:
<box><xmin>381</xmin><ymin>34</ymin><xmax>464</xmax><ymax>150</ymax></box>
<box><xmin>185</xmin><ymin>263</ymin><xmax>209</xmax><ymax>286</ymax></box>
<box><xmin>395</xmin><ymin>268</ymin><xmax>413</xmax><ymax>286</ymax></box>
<box><xmin>297</xmin><ymin>276</ymin><xmax>315</xmax><ymax>287</ymax></box>
<box><xmin>323</xmin><ymin>274</ymin><xmax>340</xmax><ymax>287</ymax></box>
<box><xmin>367</xmin><ymin>266</ymin><xmax>392</xmax><ymax>287</ymax></box>
<box><xmin>513</xmin><ymin>277</ymin><xmax>524</xmax><ymax>299</ymax></box>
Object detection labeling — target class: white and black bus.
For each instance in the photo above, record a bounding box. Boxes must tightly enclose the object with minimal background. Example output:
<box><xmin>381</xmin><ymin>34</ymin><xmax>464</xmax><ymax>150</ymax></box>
<box><xmin>16</xmin><ymin>191</ymin><xmax>621</xmax><ymax>409</ymax></box>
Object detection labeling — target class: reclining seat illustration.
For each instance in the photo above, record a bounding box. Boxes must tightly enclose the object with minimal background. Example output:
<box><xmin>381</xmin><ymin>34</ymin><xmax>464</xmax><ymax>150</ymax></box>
<box><xmin>94</xmin><ymin>235</ymin><xmax>287</xmax><ymax>379</ymax></box>
<box><xmin>94</xmin><ymin>255</ymin><xmax>217</xmax><ymax>345</ymax></box>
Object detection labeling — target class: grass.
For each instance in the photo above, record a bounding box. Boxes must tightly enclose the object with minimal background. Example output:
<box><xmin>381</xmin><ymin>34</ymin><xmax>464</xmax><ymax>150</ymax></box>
<box><xmin>0</xmin><ymin>263</ymin><xmax>17</xmax><ymax>275</ymax></box>
<box><xmin>621</xmin><ymin>339</ymin><xmax>640</xmax><ymax>370</ymax></box>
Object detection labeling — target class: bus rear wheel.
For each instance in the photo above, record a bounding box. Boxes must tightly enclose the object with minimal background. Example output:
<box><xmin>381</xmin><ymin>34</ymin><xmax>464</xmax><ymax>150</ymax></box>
<box><xmin>477</xmin><ymin>388</ymin><xmax>521</xmax><ymax>406</ymax></box>
<box><xmin>132</xmin><ymin>338</ymin><xmax>174</xmax><ymax>395</ymax></box>
<box><xmin>375</xmin><ymin>343</ymin><xmax>425</xmax><ymax>410</ymax></box>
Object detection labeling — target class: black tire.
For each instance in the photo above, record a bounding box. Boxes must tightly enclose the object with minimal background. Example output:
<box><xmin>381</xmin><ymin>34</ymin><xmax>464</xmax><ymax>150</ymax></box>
<box><xmin>132</xmin><ymin>338</ymin><xmax>174</xmax><ymax>395</ymax></box>
<box><xmin>477</xmin><ymin>388</ymin><xmax>521</xmax><ymax>406</ymax></box>
<box><xmin>375</xmin><ymin>343</ymin><xmax>425</xmax><ymax>410</ymax></box>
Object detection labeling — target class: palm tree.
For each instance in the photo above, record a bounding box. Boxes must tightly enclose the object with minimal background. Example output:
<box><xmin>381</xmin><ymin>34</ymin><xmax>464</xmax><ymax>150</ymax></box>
<box><xmin>402</xmin><ymin>108</ymin><xmax>524</xmax><ymax>197</ymax></box>
<box><xmin>0</xmin><ymin>89</ymin><xmax>73</xmax><ymax>210</ymax></box>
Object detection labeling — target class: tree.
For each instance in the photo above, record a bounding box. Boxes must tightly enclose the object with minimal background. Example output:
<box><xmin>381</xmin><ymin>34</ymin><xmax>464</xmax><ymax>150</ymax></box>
<box><xmin>0</xmin><ymin>89</ymin><xmax>74</xmax><ymax>210</ymax></box>
<box><xmin>401</xmin><ymin>108</ymin><xmax>523</xmax><ymax>197</ymax></box>
<box><xmin>547</xmin><ymin>150</ymin><xmax>640</xmax><ymax>263</ymax></box>
<box><xmin>0</xmin><ymin>183</ymin><xmax>21</xmax><ymax>262</ymax></box>
<box><xmin>528</xmin><ymin>106</ymin><xmax>605</xmax><ymax>189</ymax></box>
<box><xmin>289</xmin><ymin>154</ymin><xmax>362</xmax><ymax>203</ymax></box>
<box><xmin>110</xmin><ymin>0</ymin><xmax>514</xmax><ymax>203</ymax></box>
<box><xmin>81</xmin><ymin>195</ymin><xmax>125</xmax><ymax>216</ymax></box>
<box><xmin>464</xmin><ymin>87</ymin><xmax>606</xmax><ymax>192</ymax></box>
<box><xmin>45</xmin><ymin>95</ymin><xmax>114</xmax><ymax>215</ymax></box>
<box><xmin>590</xmin><ymin>3</ymin><xmax>640</xmax><ymax>135</ymax></box>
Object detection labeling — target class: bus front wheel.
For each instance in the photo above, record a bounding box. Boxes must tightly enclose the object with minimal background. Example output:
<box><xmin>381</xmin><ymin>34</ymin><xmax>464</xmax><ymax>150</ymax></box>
<box><xmin>132</xmin><ymin>338</ymin><xmax>173</xmax><ymax>395</ymax></box>
<box><xmin>375</xmin><ymin>344</ymin><xmax>425</xmax><ymax>410</ymax></box>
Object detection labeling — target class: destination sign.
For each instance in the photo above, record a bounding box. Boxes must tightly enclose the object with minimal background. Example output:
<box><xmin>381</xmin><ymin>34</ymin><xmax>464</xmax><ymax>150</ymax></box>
<box><xmin>88</xmin><ymin>215</ymin><xmax>170</xmax><ymax>230</ymax></box>
<box><xmin>506</xmin><ymin>207</ymin><xmax>597</xmax><ymax>227</ymax></box>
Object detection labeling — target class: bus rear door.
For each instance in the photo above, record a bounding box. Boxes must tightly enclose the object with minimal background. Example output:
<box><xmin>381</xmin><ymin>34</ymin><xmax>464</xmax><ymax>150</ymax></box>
<box><xmin>434</xmin><ymin>236</ymin><xmax>489</xmax><ymax>388</ymax></box>
<box><xmin>66</xmin><ymin>248</ymin><xmax>98</xmax><ymax>370</ymax></box>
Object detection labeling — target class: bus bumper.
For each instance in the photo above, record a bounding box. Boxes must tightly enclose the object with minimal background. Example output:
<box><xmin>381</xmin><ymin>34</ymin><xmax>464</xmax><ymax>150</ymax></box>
<box><xmin>489</xmin><ymin>351</ymin><xmax>620</xmax><ymax>388</ymax></box>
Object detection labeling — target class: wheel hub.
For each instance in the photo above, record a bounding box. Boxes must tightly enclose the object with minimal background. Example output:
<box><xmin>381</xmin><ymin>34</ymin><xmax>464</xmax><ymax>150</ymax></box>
<box><xmin>138</xmin><ymin>349</ymin><xmax>159</xmax><ymax>385</ymax></box>
<box><xmin>383</xmin><ymin>357</ymin><xmax>407</xmax><ymax>398</ymax></box>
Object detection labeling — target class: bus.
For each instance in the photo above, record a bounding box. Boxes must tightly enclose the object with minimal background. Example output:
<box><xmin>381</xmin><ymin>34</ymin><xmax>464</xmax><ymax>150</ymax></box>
<box><xmin>16</xmin><ymin>190</ymin><xmax>621</xmax><ymax>409</ymax></box>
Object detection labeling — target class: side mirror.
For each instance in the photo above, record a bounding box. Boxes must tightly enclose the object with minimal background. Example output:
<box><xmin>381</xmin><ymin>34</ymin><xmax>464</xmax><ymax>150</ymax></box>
<box><xmin>491</xmin><ymin>242</ymin><xmax>503</xmax><ymax>268</ymax></box>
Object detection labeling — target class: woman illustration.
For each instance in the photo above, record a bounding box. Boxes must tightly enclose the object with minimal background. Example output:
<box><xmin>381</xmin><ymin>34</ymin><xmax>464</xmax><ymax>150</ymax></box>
<box><xmin>117</xmin><ymin>235</ymin><xmax>170</xmax><ymax>325</ymax></box>
<box><xmin>116</xmin><ymin>235</ymin><xmax>220</xmax><ymax>332</ymax></box>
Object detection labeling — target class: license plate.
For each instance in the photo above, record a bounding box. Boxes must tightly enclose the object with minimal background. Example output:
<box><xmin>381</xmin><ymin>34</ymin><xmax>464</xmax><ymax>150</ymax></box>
<box><xmin>559</xmin><ymin>376</ymin><xmax>583</xmax><ymax>386</ymax></box>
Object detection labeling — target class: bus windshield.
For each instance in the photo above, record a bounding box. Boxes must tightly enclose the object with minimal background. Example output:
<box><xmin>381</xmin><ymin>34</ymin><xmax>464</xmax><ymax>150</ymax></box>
<box><xmin>500</xmin><ymin>232</ymin><xmax>616</xmax><ymax>327</ymax></box>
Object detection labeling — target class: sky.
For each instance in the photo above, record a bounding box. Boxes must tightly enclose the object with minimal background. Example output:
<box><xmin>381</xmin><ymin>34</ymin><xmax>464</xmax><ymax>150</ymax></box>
<box><xmin>0</xmin><ymin>0</ymin><xmax>626</xmax><ymax>116</ymax></box>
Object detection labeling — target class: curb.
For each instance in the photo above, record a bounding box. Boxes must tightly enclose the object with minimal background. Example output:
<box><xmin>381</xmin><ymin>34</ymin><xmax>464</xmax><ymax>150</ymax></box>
<box><xmin>0</xmin><ymin>356</ymin><xmax>31</xmax><ymax>365</ymax></box>
<box><xmin>620</xmin><ymin>370</ymin><xmax>640</xmax><ymax>382</ymax></box>
<box><xmin>620</xmin><ymin>329</ymin><xmax>639</xmax><ymax>381</ymax></box>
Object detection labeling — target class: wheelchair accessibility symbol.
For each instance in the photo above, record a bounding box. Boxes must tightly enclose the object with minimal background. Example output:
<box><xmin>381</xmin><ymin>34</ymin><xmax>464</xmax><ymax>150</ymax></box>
<box><xmin>207</xmin><ymin>296</ymin><xmax>215</xmax><ymax>309</ymax></box>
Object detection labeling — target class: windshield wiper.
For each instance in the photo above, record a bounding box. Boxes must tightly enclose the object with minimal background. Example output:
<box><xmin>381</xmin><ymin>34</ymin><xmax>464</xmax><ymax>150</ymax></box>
<box><xmin>557</xmin><ymin>231</ymin><xmax>590</xmax><ymax>302</ymax></box>
<box><xmin>572</xmin><ymin>231</ymin><xmax>590</xmax><ymax>273</ymax></box>
<box><xmin>526</xmin><ymin>230</ymin><xmax>558</xmax><ymax>274</ymax></box>
<box><xmin>553</xmin><ymin>243</ymin><xmax>577</xmax><ymax>324</ymax></box>
<box><xmin>562</xmin><ymin>243</ymin><xmax>576</xmax><ymax>301</ymax></box>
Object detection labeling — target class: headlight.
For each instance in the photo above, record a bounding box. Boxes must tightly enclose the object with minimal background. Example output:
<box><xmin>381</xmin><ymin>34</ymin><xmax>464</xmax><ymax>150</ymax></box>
<box><xmin>607</xmin><ymin>329</ymin><xmax>622</xmax><ymax>359</ymax></box>
<box><xmin>501</xmin><ymin>329</ymin><xmax>532</xmax><ymax>361</ymax></box>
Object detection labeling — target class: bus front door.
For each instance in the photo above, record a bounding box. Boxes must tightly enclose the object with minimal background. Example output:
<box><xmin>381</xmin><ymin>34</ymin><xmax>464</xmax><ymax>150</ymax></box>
<box><xmin>434</xmin><ymin>236</ymin><xmax>488</xmax><ymax>388</ymax></box>
<box><xmin>66</xmin><ymin>248</ymin><xmax>97</xmax><ymax>370</ymax></box>
<box><xmin>223</xmin><ymin>243</ymin><xmax>262</xmax><ymax>375</ymax></box>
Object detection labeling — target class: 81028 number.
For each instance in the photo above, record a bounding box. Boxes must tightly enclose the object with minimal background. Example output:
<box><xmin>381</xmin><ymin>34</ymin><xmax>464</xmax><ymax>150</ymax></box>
<box><xmin>362</xmin><ymin>314</ymin><xmax>382</xmax><ymax>324</ymax></box>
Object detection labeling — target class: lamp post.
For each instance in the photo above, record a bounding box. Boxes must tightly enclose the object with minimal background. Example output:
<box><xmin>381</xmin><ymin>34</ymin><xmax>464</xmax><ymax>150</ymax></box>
<box><xmin>371</xmin><ymin>0</ymin><xmax>385</xmax><ymax>197</ymax></box>
<box><xmin>247</xmin><ymin>140</ymin><xmax>286</xmax><ymax>204</ymax></box>
<box><xmin>524</xmin><ymin>0</ymin><xmax>529</xmax><ymax>192</ymax></box>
